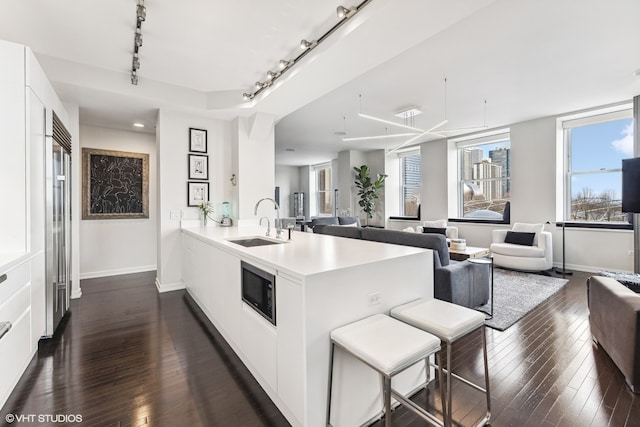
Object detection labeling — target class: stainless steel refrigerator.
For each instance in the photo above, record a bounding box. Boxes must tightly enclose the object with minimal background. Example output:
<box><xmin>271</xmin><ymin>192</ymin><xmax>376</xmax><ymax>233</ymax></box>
<box><xmin>44</xmin><ymin>110</ymin><xmax>71</xmax><ymax>337</ymax></box>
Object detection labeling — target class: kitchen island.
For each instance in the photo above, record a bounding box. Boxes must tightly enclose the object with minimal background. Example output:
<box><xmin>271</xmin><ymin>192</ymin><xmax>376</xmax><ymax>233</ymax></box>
<box><xmin>181</xmin><ymin>225</ymin><xmax>434</xmax><ymax>427</ymax></box>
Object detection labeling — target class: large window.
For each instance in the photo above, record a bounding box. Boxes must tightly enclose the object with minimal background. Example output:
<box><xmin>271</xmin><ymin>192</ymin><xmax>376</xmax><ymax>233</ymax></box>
<box><xmin>456</xmin><ymin>132</ymin><xmax>511</xmax><ymax>220</ymax></box>
<box><xmin>399</xmin><ymin>151</ymin><xmax>421</xmax><ymax>217</ymax></box>
<box><xmin>314</xmin><ymin>163</ymin><xmax>333</xmax><ymax>216</ymax></box>
<box><xmin>563</xmin><ymin>108</ymin><xmax>633</xmax><ymax>224</ymax></box>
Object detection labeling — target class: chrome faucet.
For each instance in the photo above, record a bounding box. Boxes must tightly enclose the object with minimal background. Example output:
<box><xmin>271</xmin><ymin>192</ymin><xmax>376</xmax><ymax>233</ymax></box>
<box><xmin>259</xmin><ymin>216</ymin><xmax>271</xmax><ymax>237</ymax></box>
<box><xmin>254</xmin><ymin>197</ymin><xmax>282</xmax><ymax>239</ymax></box>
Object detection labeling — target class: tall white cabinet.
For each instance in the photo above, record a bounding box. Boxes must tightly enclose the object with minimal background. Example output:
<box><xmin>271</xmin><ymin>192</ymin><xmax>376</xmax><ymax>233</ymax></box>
<box><xmin>0</xmin><ymin>39</ymin><xmax>69</xmax><ymax>410</ymax></box>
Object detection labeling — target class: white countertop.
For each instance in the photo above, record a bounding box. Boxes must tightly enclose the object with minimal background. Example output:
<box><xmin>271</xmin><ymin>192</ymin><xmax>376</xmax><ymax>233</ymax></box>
<box><xmin>182</xmin><ymin>225</ymin><xmax>430</xmax><ymax>280</ymax></box>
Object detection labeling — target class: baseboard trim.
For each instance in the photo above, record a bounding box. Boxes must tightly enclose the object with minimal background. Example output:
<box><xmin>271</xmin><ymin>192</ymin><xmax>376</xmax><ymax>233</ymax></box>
<box><xmin>71</xmin><ymin>288</ymin><xmax>82</xmax><ymax>299</ymax></box>
<box><xmin>155</xmin><ymin>277</ymin><xmax>185</xmax><ymax>293</ymax></box>
<box><xmin>552</xmin><ymin>262</ymin><xmax>633</xmax><ymax>274</ymax></box>
<box><xmin>80</xmin><ymin>265</ymin><xmax>157</xmax><ymax>280</ymax></box>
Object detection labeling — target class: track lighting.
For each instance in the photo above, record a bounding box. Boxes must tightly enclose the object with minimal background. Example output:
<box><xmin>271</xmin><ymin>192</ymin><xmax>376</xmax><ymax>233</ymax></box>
<box><xmin>278</xmin><ymin>59</ymin><xmax>292</xmax><ymax>69</ymax></box>
<box><xmin>136</xmin><ymin>4</ymin><xmax>146</xmax><ymax>22</ymax></box>
<box><xmin>336</xmin><ymin>6</ymin><xmax>356</xmax><ymax>19</ymax></box>
<box><xmin>300</xmin><ymin>39</ymin><xmax>315</xmax><ymax>50</ymax></box>
<box><xmin>242</xmin><ymin>0</ymin><xmax>373</xmax><ymax>101</ymax></box>
<box><xmin>134</xmin><ymin>28</ymin><xmax>143</xmax><ymax>47</ymax></box>
<box><xmin>130</xmin><ymin>0</ymin><xmax>146</xmax><ymax>85</ymax></box>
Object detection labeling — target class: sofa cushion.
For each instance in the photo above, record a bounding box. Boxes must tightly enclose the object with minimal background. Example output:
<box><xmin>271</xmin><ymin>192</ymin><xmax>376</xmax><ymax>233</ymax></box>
<box><xmin>423</xmin><ymin>219</ymin><xmax>447</xmax><ymax>228</ymax></box>
<box><xmin>311</xmin><ymin>217</ymin><xmax>339</xmax><ymax>227</ymax></box>
<box><xmin>504</xmin><ymin>231</ymin><xmax>535</xmax><ymax>246</ymax></box>
<box><xmin>313</xmin><ymin>224</ymin><xmax>362</xmax><ymax>239</ymax></box>
<box><xmin>338</xmin><ymin>216</ymin><xmax>361</xmax><ymax>226</ymax></box>
<box><xmin>512</xmin><ymin>222</ymin><xmax>544</xmax><ymax>245</ymax></box>
<box><xmin>422</xmin><ymin>227</ymin><xmax>447</xmax><ymax>236</ymax></box>
<box><xmin>490</xmin><ymin>242</ymin><xmax>545</xmax><ymax>258</ymax></box>
<box><xmin>360</xmin><ymin>228</ymin><xmax>450</xmax><ymax>267</ymax></box>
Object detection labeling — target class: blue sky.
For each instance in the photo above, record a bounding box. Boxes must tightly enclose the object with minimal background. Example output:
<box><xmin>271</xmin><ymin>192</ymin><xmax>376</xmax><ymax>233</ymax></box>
<box><xmin>570</xmin><ymin>118</ymin><xmax>634</xmax><ymax>199</ymax></box>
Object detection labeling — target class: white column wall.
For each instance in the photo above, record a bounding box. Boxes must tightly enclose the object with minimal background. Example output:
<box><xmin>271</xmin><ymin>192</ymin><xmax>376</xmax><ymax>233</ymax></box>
<box><xmin>275</xmin><ymin>165</ymin><xmax>301</xmax><ymax>217</ymax></box>
<box><xmin>231</xmin><ymin>115</ymin><xmax>276</xmax><ymax>226</ymax></box>
<box><xmin>156</xmin><ymin>109</ymin><xmax>230</xmax><ymax>291</ymax></box>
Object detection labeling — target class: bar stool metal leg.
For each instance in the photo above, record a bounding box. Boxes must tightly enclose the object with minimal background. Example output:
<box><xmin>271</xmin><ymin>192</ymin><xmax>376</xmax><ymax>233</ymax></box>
<box><xmin>482</xmin><ymin>326</ymin><xmax>491</xmax><ymax>424</ymax></box>
<box><xmin>326</xmin><ymin>342</ymin><xmax>335</xmax><ymax>426</ymax></box>
<box><xmin>383</xmin><ymin>375</ymin><xmax>392</xmax><ymax>427</ymax></box>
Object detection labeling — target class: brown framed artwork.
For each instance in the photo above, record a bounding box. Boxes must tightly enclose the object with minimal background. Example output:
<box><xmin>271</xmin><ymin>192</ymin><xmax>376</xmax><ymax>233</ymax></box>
<box><xmin>188</xmin><ymin>181</ymin><xmax>209</xmax><ymax>206</ymax></box>
<box><xmin>188</xmin><ymin>154</ymin><xmax>208</xmax><ymax>180</ymax></box>
<box><xmin>82</xmin><ymin>148</ymin><xmax>149</xmax><ymax>220</ymax></box>
<box><xmin>189</xmin><ymin>128</ymin><xmax>207</xmax><ymax>153</ymax></box>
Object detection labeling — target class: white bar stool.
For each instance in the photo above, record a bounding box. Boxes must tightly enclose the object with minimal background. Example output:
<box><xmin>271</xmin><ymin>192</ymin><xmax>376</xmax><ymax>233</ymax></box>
<box><xmin>327</xmin><ymin>313</ymin><xmax>446</xmax><ymax>427</ymax></box>
<box><xmin>390</xmin><ymin>299</ymin><xmax>491</xmax><ymax>427</ymax></box>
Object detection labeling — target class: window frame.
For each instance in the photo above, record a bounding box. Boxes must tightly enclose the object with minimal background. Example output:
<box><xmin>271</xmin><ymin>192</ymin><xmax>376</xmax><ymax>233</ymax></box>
<box><xmin>561</xmin><ymin>106</ymin><xmax>633</xmax><ymax>229</ymax></box>
<box><xmin>398</xmin><ymin>149</ymin><xmax>421</xmax><ymax>218</ymax></box>
<box><xmin>312</xmin><ymin>162</ymin><xmax>334</xmax><ymax>217</ymax></box>
<box><xmin>451</xmin><ymin>130</ymin><xmax>511</xmax><ymax>224</ymax></box>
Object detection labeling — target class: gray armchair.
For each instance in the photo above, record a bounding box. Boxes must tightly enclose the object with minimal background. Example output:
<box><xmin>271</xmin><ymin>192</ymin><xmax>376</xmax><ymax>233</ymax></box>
<box><xmin>588</xmin><ymin>275</ymin><xmax>640</xmax><ymax>393</ymax></box>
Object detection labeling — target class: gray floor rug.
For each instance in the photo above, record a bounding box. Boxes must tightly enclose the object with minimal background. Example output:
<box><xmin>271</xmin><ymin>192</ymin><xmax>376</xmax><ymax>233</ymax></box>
<box><xmin>476</xmin><ymin>268</ymin><xmax>569</xmax><ymax>331</ymax></box>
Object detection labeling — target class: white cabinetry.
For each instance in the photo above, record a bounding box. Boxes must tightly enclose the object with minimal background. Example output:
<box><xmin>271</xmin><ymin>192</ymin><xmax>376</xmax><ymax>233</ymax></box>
<box><xmin>0</xmin><ymin>40</ymin><xmax>26</xmax><ymax>253</ymax></box>
<box><xmin>0</xmin><ymin>259</ymin><xmax>33</xmax><ymax>408</ymax></box>
<box><xmin>0</xmin><ymin>39</ymin><xmax>69</xmax><ymax>410</ymax></box>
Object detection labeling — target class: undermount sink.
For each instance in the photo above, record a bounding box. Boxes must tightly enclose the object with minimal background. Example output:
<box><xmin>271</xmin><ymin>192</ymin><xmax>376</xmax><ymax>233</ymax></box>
<box><xmin>227</xmin><ymin>237</ymin><xmax>287</xmax><ymax>247</ymax></box>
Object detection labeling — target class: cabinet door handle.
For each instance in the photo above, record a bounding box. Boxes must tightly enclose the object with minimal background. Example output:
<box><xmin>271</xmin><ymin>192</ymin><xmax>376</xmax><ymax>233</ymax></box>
<box><xmin>0</xmin><ymin>322</ymin><xmax>11</xmax><ymax>340</ymax></box>
<box><xmin>0</xmin><ymin>274</ymin><xmax>6</xmax><ymax>284</ymax></box>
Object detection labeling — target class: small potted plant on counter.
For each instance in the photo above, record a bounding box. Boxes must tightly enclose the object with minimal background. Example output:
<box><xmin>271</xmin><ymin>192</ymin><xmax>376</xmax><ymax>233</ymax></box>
<box><xmin>199</xmin><ymin>201</ymin><xmax>214</xmax><ymax>226</ymax></box>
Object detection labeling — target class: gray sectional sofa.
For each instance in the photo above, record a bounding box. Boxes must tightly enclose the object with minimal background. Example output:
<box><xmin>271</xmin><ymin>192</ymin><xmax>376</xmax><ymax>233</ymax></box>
<box><xmin>313</xmin><ymin>225</ymin><xmax>490</xmax><ymax>308</ymax></box>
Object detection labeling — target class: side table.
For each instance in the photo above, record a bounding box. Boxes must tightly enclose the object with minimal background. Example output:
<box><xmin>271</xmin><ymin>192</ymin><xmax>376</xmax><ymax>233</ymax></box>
<box><xmin>468</xmin><ymin>256</ymin><xmax>494</xmax><ymax>319</ymax></box>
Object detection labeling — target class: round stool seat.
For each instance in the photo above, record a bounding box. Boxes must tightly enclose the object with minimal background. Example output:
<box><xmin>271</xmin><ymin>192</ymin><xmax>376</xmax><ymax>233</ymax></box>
<box><xmin>391</xmin><ymin>298</ymin><xmax>485</xmax><ymax>343</ymax></box>
<box><xmin>330</xmin><ymin>313</ymin><xmax>441</xmax><ymax>375</ymax></box>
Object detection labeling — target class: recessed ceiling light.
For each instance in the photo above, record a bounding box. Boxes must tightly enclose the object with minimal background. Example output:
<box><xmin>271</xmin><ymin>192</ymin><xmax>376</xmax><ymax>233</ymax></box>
<box><xmin>634</xmin><ymin>69</ymin><xmax>640</xmax><ymax>76</ymax></box>
<box><xmin>133</xmin><ymin>122</ymin><xmax>145</xmax><ymax>128</ymax></box>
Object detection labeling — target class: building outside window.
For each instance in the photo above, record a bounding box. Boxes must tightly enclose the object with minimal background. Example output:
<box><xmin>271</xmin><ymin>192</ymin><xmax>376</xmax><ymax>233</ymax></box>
<box><xmin>563</xmin><ymin>108</ymin><xmax>633</xmax><ymax>224</ymax></box>
<box><xmin>314</xmin><ymin>163</ymin><xmax>333</xmax><ymax>216</ymax></box>
<box><xmin>399</xmin><ymin>151</ymin><xmax>421</xmax><ymax>217</ymax></box>
<box><xmin>457</xmin><ymin>132</ymin><xmax>511</xmax><ymax>220</ymax></box>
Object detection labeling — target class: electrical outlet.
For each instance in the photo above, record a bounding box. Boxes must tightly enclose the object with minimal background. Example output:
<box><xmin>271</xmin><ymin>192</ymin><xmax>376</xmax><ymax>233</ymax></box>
<box><xmin>170</xmin><ymin>210</ymin><xmax>180</xmax><ymax>220</ymax></box>
<box><xmin>368</xmin><ymin>292</ymin><xmax>382</xmax><ymax>306</ymax></box>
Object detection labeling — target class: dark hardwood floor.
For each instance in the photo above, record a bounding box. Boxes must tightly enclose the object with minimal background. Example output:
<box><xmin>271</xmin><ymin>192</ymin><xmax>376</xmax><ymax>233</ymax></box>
<box><xmin>1</xmin><ymin>270</ymin><xmax>639</xmax><ymax>426</ymax></box>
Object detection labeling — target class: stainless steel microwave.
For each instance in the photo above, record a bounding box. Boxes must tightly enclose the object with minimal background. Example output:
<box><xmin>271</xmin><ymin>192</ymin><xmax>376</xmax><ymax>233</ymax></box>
<box><xmin>241</xmin><ymin>261</ymin><xmax>276</xmax><ymax>325</ymax></box>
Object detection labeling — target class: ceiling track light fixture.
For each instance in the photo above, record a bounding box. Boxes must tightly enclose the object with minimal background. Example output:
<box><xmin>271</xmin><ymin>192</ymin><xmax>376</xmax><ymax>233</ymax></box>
<box><xmin>130</xmin><ymin>0</ymin><xmax>146</xmax><ymax>86</ymax></box>
<box><xmin>336</xmin><ymin>5</ymin><xmax>357</xmax><ymax>19</ymax></box>
<box><xmin>242</xmin><ymin>0</ymin><xmax>374</xmax><ymax>101</ymax></box>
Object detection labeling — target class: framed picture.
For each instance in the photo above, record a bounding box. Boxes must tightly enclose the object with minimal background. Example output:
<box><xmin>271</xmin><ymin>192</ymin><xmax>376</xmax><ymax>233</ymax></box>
<box><xmin>188</xmin><ymin>181</ymin><xmax>209</xmax><ymax>207</ymax></box>
<box><xmin>82</xmin><ymin>148</ymin><xmax>149</xmax><ymax>220</ymax></box>
<box><xmin>189</xmin><ymin>128</ymin><xmax>207</xmax><ymax>153</ymax></box>
<box><xmin>188</xmin><ymin>154</ymin><xmax>209</xmax><ymax>180</ymax></box>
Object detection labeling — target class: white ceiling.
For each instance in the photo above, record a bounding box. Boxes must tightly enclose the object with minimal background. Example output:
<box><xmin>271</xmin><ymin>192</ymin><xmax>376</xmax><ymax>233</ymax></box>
<box><xmin>1</xmin><ymin>0</ymin><xmax>639</xmax><ymax>165</ymax></box>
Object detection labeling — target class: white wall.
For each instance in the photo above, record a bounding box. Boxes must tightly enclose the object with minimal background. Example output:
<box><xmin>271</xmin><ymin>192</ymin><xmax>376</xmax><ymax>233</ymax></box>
<box><xmin>275</xmin><ymin>165</ymin><xmax>301</xmax><ymax>217</ymax></box>
<box><xmin>232</xmin><ymin>114</ymin><xmax>276</xmax><ymax>225</ymax></box>
<box><xmin>156</xmin><ymin>109</ymin><xmax>230</xmax><ymax>291</ymax></box>
<box><xmin>419</xmin><ymin>109</ymin><xmax>635</xmax><ymax>273</ymax></box>
<box><xmin>79</xmin><ymin>125</ymin><xmax>157</xmax><ymax>279</ymax></box>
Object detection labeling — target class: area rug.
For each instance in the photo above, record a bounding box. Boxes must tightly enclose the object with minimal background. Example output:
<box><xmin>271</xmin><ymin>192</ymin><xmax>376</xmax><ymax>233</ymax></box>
<box><xmin>476</xmin><ymin>268</ymin><xmax>569</xmax><ymax>331</ymax></box>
